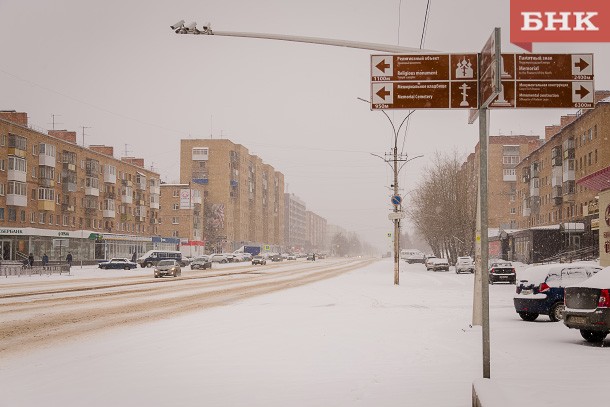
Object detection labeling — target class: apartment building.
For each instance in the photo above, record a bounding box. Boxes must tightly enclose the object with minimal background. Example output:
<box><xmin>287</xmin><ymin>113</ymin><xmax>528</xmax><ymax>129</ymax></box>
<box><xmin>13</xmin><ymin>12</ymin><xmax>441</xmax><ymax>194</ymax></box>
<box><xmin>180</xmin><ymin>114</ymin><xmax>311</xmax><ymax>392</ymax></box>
<box><xmin>284</xmin><ymin>193</ymin><xmax>307</xmax><ymax>251</ymax></box>
<box><xmin>462</xmin><ymin>134</ymin><xmax>543</xmax><ymax>231</ymax></box>
<box><xmin>305</xmin><ymin>210</ymin><xmax>327</xmax><ymax>253</ymax></box>
<box><xmin>0</xmin><ymin>111</ymin><xmax>171</xmax><ymax>263</ymax></box>
<box><xmin>157</xmin><ymin>183</ymin><xmax>206</xmax><ymax>257</ymax></box>
<box><xmin>179</xmin><ymin>139</ymin><xmax>285</xmax><ymax>252</ymax></box>
<box><xmin>509</xmin><ymin>95</ymin><xmax>610</xmax><ymax>262</ymax></box>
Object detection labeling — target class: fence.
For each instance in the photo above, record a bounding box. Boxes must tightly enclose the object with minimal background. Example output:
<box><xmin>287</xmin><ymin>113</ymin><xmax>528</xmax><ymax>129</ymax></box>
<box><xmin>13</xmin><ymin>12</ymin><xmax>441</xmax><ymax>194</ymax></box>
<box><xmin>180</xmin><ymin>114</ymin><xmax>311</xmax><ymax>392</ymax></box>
<box><xmin>0</xmin><ymin>262</ymin><xmax>72</xmax><ymax>278</ymax></box>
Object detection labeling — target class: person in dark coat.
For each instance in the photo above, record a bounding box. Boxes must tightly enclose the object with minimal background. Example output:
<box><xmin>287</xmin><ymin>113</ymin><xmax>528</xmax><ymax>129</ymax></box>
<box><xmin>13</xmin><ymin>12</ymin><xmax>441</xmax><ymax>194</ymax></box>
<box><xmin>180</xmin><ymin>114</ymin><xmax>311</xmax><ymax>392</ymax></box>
<box><xmin>28</xmin><ymin>253</ymin><xmax>34</xmax><ymax>267</ymax></box>
<box><xmin>131</xmin><ymin>251</ymin><xmax>137</xmax><ymax>263</ymax></box>
<box><xmin>66</xmin><ymin>252</ymin><xmax>73</xmax><ymax>267</ymax></box>
<box><xmin>42</xmin><ymin>253</ymin><xmax>49</xmax><ymax>268</ymax></box>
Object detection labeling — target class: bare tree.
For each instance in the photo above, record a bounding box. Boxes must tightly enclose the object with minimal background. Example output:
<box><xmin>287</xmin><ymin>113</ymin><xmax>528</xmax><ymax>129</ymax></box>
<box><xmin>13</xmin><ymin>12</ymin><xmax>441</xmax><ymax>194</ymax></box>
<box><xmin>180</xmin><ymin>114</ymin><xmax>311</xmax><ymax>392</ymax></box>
<box><xmin>407</xmin><ymin>150</ymin><xmax>476</xmax><ymax>264</ymax></box>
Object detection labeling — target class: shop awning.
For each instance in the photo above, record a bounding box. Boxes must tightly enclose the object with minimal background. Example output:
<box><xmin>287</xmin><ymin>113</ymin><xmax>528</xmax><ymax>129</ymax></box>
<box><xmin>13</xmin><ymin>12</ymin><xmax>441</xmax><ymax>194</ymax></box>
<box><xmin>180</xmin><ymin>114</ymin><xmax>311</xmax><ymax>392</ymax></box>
<box><xmin>577</xmin><ymin>165</ymin><xmax>610</xmax><ymax>192</ymax></box>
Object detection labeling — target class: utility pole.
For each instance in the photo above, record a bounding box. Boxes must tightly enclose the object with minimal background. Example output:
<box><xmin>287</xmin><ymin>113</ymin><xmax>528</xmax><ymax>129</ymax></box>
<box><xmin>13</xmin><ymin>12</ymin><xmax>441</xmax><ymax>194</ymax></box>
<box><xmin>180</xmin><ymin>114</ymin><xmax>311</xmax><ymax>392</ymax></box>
<box><xmin>360</xmin><ymin>99</ymin><xmax>422</xmax><ymax>285</ymax></box>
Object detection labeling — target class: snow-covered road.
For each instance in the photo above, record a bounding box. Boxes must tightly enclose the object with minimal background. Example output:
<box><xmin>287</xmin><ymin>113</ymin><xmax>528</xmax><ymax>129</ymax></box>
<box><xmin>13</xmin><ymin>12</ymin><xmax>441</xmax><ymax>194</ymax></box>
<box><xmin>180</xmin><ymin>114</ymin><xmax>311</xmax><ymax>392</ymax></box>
<box><xmin>0</xmin><ymin>258</ymin><xmax>607</xmax><ymax>406</ymax></box>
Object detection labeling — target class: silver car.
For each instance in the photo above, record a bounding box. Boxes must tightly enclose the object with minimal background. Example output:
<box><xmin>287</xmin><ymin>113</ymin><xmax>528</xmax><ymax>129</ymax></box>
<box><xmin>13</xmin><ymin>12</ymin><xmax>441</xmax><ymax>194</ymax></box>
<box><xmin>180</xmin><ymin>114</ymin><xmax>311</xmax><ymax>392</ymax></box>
<box><xmin>154</xmin><ymin>259</ymin><xmax>182</xmax><ymax>278</ymax></box>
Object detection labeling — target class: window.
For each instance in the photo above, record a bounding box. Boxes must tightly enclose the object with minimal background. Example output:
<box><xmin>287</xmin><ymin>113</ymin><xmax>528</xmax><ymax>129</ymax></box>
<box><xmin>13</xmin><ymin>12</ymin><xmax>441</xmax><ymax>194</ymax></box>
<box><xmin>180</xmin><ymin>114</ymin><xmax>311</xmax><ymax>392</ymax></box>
<box><xmin>173</xmin><ymin>189</ymin><xmax>179</xmax><ymax>197</ymax></box>
<box><xmin>0</xmin><ymin>183</ymin><xmax>4</xmax><ymax>196</ymax></box>
<box><xmin>595</xmin><ymin>149</ymin><xmax>598</xmax><ymax>163</ymax></box>
<box><xmin>172</xmin><ymin>217</ymin><xmax>179</xmax><ymax>224</ymax></box>
<box><xmin>0</xmin><ymin>159</ymin><xmax>4</xmax><ymax>171</ymax></box>
<box><xmin>39</xmin><ymin>212</ymin><xmax>46</xmax><ymax>224</ymax></box>
<box><xmin>173</xmin><ymin>203</ymin><xmax>179</xmax><ymax>210</ymax></box>
<box><xmin>49</xmin><ymin>214</ymin><xmax>54</xmax><ymax>225</ymax></box>
<box><xmin>503</xmin><ymin>169</ymin><xmax>516</xmax><ymax>176</ymax></box>
<box><xmin>37</xmin><ymin>188</ymin><xmax>55</xmax><ymax>201</ymax></box>
<box><xmin>588</xmin><ymin>152</ymin><xmax>592</xmax><ymax>166</ymax></box>
<box><xmin>510</xmin><ymin>208</ymin><xmax>516</xmax><ymax>214</ymax></box>
<box><xmin>8</xmin><ymin>181</ymin><xmax>27</xmax><ymax>196</ymax></box>
<box><xmin>63</xmin><ymin>215</ymin><xmax>69</xmax><ymax>226</ymax></box>
<box><xmin>20</xmin><ymin>210</ymin><xmax>25</xmax><ymax>222</ymax></box>
<box><xmin>30</xmin><ymin>213</ymin><xmax>35</xmax><ymax>223</ymax></box>
<box><xmin>8</xmin><ymin>208</ymin><xmax>17</xmax><ymax>221</ymax></box>
<box><xmin>0</xmin><ymin>208</ymin><xmax>4</xmax><ymax>221</ymax></box>
<box><xmin>0</xmin><ymin>134</ymin><xmax>5</xmax><ymax>146</ymax></box>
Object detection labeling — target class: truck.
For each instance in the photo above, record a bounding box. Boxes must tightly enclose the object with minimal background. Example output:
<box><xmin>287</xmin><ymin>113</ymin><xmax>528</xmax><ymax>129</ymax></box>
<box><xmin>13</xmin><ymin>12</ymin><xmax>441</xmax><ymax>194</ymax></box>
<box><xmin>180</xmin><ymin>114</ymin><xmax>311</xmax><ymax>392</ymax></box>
<box><xmin>238</xmin><ymin>245</ymin><xmax>261</xmax><ymax>256</ymax></box>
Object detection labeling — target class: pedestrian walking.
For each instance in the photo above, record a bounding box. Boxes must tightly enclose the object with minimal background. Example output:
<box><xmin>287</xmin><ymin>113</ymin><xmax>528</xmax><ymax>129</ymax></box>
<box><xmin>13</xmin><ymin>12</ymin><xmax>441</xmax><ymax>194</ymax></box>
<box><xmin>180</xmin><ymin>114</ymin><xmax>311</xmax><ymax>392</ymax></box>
<box><xmin>28</xmin><ymin>253</ymin><xmax>34</xmax><ymax>268</ymax></box>
<box><xmin>131</xmin><ymin>251</ymin><xmax>137</xmax><ymax>263</ymax></box>
<box><xmin>42</xmin><ymin>253</ymin><xmax>49</xmax><ymax>268</ymax></box>
<box><xmin>66</xmin><ymin>252</ymin><xmax>73</xmax><ymax>268</ymax></box>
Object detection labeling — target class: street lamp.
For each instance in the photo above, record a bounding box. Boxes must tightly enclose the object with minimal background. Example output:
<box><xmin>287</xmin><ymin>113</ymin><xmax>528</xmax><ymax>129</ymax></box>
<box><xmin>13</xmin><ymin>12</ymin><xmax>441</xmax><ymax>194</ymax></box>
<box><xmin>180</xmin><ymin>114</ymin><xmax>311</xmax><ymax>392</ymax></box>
<box><xmin>357</xmin><ymin>97</ymin><xmax>422</xmax><ymax>285</ymax></box>
<box><xmin>169</xmin><ymin>21</ymin><xmax>434</xmax><ymax>54</ymax></box>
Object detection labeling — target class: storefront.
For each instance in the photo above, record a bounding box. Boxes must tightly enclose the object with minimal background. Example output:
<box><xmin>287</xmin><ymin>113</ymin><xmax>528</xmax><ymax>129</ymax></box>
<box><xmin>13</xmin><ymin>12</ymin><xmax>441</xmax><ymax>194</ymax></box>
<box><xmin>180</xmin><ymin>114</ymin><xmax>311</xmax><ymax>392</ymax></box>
<box><xmin>0</xmin><ymin>227</ymin><xmax>181</xmax><ymax>264</ymax></box>
<box><xmin>0</xmin><ymin>227</ymin><xmax>96</xmax><ymax>264</ymax></box>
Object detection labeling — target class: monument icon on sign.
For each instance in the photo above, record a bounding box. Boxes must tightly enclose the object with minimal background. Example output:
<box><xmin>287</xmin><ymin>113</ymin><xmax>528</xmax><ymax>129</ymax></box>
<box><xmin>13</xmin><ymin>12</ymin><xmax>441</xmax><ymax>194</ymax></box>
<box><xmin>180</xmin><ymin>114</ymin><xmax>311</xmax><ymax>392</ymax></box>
<box><xmin>459</xmin><ymin>83</ymin><xmax>471</xmax><ymax>107</ymax></box>
<box><xmin>455</xmin><ymin>57</ymin><xmax>474</xmax><ymax>79</ymax></box>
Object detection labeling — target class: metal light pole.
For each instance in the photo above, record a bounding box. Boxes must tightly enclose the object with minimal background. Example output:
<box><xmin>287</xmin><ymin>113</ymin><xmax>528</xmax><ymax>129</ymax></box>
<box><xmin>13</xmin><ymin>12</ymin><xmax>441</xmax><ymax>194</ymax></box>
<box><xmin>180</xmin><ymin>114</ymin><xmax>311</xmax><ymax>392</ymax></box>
<box><xmin>359</xmin><ymin>99</ymin><xmax>422</xmax><ymax>285</ymax></box>
<box><xmin>169</xmin><ymin>20</ymin><xmax>435</xmax><ymax>54</ymax></box>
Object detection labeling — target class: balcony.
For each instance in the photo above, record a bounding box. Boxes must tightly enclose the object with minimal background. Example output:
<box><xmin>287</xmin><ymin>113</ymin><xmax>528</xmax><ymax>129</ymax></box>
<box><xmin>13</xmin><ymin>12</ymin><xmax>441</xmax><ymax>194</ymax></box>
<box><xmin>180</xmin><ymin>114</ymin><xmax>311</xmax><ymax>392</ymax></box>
<box><xmin>563</xmin><ymin>148</ymin><xmax>575</xmax><ymax>160</ymax></box>
<box><xmin>85</xmin><ymin>186</ymin><xmax>100</xmax><ymax>197</ymax></box>
<box><xmin>63</xmin><ymin>162</ymin><xmax>76</xmax><ymax>172</ymax></box>
<box><xmin>552</xmin><ymin>185</ymin><xmax>562</xmax><ymax>199</ymax></box>
<box><xmin>38</xmin><ymin>200</ymin><xmax>56</xmax><ymax>211</ymax></box>
<box><xmin>103</xmin><ymin>209</ymin><xmax>116</xmax><ymax>218</ymax></box>
<box><xmin>7</xmin><ymin>194</ymin><xmax>27</xmax><ymax>207</ymax></box>
<box><xmin>7</xmin><ymin>147</ymin><xmax>26</xmax><ymax>158</ymax></box>
<box><xmin>120</xmin><ymin>214</ymin><xmax>132</xmax><ymax>222</ymax></box>
<box><xmin>7</xmin><ymin>168</ymin><xmax>27</xmax><ymax>183</ymax></box>
<box><xmin>551</xmin><ymin>156</ymin><xmax>562</xmax><ymax>167</ymax></box>
<box><xmin>39</xmin><ymin>178</ymin><xmax>55</xmax><ymax>188</ymax></box>
<box><xmin>122</xmin><ymin>194</ymin><xmax>133</xmax><ymax>204</ymax></box>
<box><xmin>105</xmin><ymin>192</ymin><xmax>116</xmax><ymax>200</ymax></box>
<box><xmin>62</xmin><ymin>182</ymin><xmax>77</xmax><ymax>193</ymax></box>
<box><xmin>103</xmin><ymin>171</ymin><xmax>116</xmax><ymax>184</ymax></box>
<box><xmin>38</xmin><ymin>153</ymin><xmax>55</xmax><ymax>167</ymax></box>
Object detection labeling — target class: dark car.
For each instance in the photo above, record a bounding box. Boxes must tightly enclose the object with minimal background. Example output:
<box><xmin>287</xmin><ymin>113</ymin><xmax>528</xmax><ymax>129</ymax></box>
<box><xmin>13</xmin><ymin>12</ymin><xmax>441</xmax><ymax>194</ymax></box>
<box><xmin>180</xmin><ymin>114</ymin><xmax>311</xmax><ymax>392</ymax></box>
<box><xmin>514</xmin><ymin>262</ymin><xmax>601</xmax><ymax>322</ymax></box>
<box><xmin>270</xmin><ymin>254</ymin><xmax>283</xmax><ymax>262</ymax></box>
<box><xmin>190</xmin><ymin>256</ymin><xmax>212</xmax><ymax>270</ymax></box>
<box><xmin>564</xmin><ymin>266</ymin><xmax>610</xmax><ymax>343</ymax></box>
<box><xmin>98</xmin><ymin>258</ymin><xmax>138</xmax><ymax>270</ymax></box>
<box><xmin>252</xmin><ymin>255</ymin><xmax>267</xmax><ymax>265</ymax></box>
<box><xmin>488</xmin><ymin>261</ymin><xmax>516</xmax><ymax>284</ymax></box>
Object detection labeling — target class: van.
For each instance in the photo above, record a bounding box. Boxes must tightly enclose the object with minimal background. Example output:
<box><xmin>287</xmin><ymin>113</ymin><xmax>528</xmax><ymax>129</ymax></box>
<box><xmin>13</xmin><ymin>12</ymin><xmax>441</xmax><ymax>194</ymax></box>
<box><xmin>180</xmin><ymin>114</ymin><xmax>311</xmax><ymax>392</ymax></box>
<box><xmin>138</xmin><ymin>250</ymin><xmax>184</xmax><ymax>268</ymax></box>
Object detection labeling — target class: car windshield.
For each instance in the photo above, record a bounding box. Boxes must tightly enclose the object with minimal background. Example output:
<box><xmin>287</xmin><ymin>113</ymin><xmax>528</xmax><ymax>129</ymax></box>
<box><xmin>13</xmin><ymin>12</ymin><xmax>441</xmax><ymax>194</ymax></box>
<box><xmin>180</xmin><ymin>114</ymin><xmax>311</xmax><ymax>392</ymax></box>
<box><xmin>158</xmin><ymin>260</ymin><xmax>174</xmax><ymax>266</ymax></box>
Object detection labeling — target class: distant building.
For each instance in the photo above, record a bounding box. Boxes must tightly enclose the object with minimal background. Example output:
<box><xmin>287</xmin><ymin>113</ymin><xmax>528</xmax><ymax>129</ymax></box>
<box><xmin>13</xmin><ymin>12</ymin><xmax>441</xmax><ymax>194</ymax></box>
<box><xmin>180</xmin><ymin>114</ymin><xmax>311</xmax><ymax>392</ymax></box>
<box><xmin>284</xmin><ymin>193</ymin><xmax>306</xmax><ymax>252</ymax></box>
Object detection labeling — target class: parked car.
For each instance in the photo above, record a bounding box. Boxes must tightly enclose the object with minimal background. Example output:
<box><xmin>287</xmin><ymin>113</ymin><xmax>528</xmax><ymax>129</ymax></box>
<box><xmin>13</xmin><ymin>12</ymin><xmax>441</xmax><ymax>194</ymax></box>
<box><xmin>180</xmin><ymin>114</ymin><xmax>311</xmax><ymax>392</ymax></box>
<box><xmin>564</xmin><ymin>266</ymin><xmax>610</xmax><ymax>342</ymax></box>
<box><xmin>98</xmin><ymin>258</ymin><xmax>138</xmax><ymax>270</ymax></box>
<box><xmin>190</xmin><ymin>256</ymin><xmax>212</xmax><ymax>270</ymax></box>
<box><xmin>307</xmin><ymin>253</ymin><xmax>317</xmax><ymax>261</ymax></box>
<box><xmin>209</xmin><ymin>254</ymin><xmax>229</xmax><ymax>263</ymax></box>
<box><xmin>424</xmin><ymin>255</ymin><xmax>438</xmax><ymax>270</ymax></box>
<box><xmin>286</xmin><ymin>254</ymin><xmax>297</xmax><ymax>260</ymax></box>
<box><xmin>223</xmin><ymin>253</ymin><xmax>237</xmax><ymax>263</ymax></box>
<box><xmin>488</xmin><ymin>261</ymin><xmax>516</xmax><ymax>284</ymax></box>
<box><xmin>429</xmin><ymin>258</ymin><xmax>450</xmax><ymax>272</ymax></box>
<box><xmin>252</xmin><ymin>255</ymin><xmax>267</xmax><ymax>265</ymax></box>
<box><xmin>154</xmin><ymin>259</ymin><xmax>181</xmax><ymax>278</ymax></box>
<box><xmin>455</xmin><ymin>256</ymin><xmax>475</xmax><ymax>274</ymax></box>
<box><xmin>514</xmin><ymin>262</ymin><xmax>601</xmax><ymax>322</ymax></box>
<box><xmin>402</xmin><ymin>249</ymin><xmax>426</xmax><ymax>264</ymax></box>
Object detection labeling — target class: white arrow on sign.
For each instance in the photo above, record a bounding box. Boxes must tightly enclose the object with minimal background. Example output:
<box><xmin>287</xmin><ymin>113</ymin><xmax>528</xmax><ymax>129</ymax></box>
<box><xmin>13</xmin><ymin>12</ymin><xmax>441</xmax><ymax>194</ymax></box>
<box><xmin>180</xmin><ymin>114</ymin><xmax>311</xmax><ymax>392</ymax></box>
<box><xmin>372</xmin><ymin>83</ymin><xmax>393</xmax><ymax>104</ymax></box>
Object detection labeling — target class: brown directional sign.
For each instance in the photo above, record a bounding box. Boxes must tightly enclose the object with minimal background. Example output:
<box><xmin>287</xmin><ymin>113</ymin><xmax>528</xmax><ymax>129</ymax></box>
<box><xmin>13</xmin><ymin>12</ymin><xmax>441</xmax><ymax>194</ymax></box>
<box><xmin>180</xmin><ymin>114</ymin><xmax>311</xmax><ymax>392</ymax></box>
<box><xmin>370</xmin><ymin>53</ymin><xmax>478</xmax><ymax>109</ymax></box>
<box><xmin>370</xmin><ymin>51</ymin><xmax>594</xmax><ymax>110</ymax></box>
<box><xmin>485</xmin><ymin>53</ymin><xmax>595</xmax><ymax>109</ymax></box>
<box><xmin>515</xmin><ymin>54</ymin><xmax>593</xmax><ymax>81</ymax></box>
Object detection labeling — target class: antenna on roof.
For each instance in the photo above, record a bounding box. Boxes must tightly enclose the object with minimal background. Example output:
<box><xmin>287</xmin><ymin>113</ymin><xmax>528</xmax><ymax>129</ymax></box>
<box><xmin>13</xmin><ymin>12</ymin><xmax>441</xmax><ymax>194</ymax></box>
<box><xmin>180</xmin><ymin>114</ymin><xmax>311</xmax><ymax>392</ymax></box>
<box><xmin>48</xmin><ymin>114</ymin><xmax>62</xmax><ymax>130</ymax></box>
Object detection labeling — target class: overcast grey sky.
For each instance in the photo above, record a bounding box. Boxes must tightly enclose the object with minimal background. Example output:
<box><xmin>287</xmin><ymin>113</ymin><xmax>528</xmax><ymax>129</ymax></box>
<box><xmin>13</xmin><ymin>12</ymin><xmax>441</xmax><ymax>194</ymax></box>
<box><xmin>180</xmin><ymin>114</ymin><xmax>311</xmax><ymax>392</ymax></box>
<box><xmin>1</xmin><ymin>0</ymin><xmax>609</xmax><ymax>251</ymax></box>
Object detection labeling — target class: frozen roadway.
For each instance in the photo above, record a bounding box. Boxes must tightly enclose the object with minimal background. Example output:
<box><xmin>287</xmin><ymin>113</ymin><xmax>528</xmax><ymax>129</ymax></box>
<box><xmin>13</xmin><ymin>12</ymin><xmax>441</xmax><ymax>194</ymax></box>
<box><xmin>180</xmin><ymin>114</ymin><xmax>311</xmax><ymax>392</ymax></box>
<box><xmin>1</xmin><ymin>257</ymin><xmax>607</xmax><ymax>406</ymax></box>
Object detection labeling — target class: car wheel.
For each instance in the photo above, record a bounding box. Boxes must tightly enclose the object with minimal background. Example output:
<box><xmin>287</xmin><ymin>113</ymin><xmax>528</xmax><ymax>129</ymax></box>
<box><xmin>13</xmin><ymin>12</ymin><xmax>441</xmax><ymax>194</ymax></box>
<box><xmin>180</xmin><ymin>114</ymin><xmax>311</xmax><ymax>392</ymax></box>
<box><xmin>221</xmin><ymin>259</ymin><xmax>227</xmax><ymax>263</ymax></box>
<box><xmin>549</xmin><ymin>303</ymin><xmax>564</xmax><ymax>322</ymax></box>
<box><xmin>580</xmin><ymin>330</ymin><xmax>608</xmax><ymax>343</ymax></box>
<box><xmin>154</xmin><ymin>274</ymin><xmax>159</xmax><ymax>278</ymax></box>
<box><xmin>124</xmin><ymin>266</ymin><xmax>130</xmax><ymax>270</ymax></box>
<box><xmin>146</xmin><ymin>263</ymin><xmax>152</xmax><ymax>268</ymax></box>
<box><xmin>518</xmin><ymin>312</ymin><xmax>539</xmax><ymax>321</ymax></box>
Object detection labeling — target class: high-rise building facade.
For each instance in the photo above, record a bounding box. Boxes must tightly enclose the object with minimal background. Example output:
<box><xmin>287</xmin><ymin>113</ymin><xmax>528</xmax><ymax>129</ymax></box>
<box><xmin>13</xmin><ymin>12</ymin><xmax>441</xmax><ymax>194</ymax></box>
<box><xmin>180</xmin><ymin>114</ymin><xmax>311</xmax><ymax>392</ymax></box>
<box><xmin>179</xmin><ymin>139</ymin><xmax>285</xmax><ymax>252</ymax></box>
<box><xmin>284</xmin><ymin>193</ymin><xmax>306</xmax><ymax>251</ymax></box>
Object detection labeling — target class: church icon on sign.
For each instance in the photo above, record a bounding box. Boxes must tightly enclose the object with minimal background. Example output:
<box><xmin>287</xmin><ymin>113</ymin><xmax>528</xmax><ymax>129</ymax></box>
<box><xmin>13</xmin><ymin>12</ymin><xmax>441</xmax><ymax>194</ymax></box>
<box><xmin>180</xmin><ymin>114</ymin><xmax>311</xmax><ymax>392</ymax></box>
<box><xmin>455</xmin><ymin>57</ymin><xmax>474</xmax><ymax>79</ymax></box>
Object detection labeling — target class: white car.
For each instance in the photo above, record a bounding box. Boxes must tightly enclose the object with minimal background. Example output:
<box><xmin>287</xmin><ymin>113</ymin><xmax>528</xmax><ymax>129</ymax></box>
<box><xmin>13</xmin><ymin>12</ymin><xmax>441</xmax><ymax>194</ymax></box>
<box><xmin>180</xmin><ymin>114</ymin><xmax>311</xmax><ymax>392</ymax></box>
<box><xmin>429</xmin><ymin>258</ymin><xmax>450</xmax><ymax>272</ymax></box>
<box><xmin>455</xmin><ymin>256</ymin><xmax>475</xmax><ymax>274</ymax></box>
<box><xmin>209</xmin><ymin>254</ymin><xmax>229</xmax><ymax>263</ymax></box>
<box><xmin>424</xmin><ymin>255</ymin><xmax>438</xmax><ymax>270</ymax></box>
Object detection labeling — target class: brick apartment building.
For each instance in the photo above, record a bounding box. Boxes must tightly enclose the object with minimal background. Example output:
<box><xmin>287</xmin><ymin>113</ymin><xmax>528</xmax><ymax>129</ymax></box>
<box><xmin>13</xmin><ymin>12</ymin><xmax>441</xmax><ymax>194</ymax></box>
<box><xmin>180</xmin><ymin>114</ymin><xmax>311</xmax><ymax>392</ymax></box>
<box><xmin>507</xmin><ymin>95</ymin><xmax>610</xmax><ymax>263</ymax></box>
<box><xmin>179</xmin><ymin>139</ymin><xmax>285</xmax><ymax>252</ymax></box>
<box><xmin>0</xmin><ymin>111</ymin><xmax>176</xmax><ymax>264</ymax></box>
